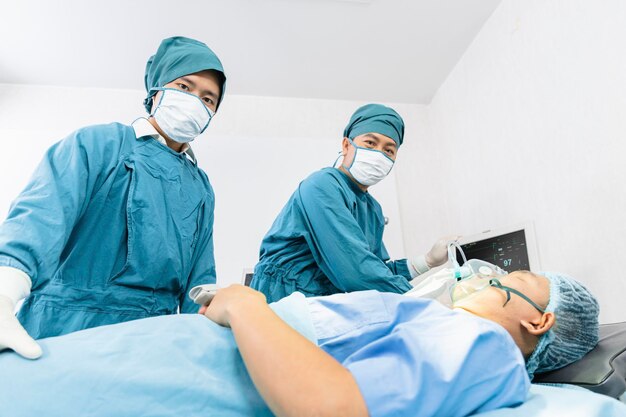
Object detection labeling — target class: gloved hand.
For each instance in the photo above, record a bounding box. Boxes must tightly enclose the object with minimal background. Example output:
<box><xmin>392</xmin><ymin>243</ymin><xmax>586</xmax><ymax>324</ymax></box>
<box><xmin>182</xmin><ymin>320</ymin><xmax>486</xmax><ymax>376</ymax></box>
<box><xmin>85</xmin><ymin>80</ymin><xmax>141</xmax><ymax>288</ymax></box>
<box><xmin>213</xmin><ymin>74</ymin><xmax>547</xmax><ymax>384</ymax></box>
<box><xmin>0</xmin><ymin>295</ymin><xmax>42</xmax><ymax>359</ymax></box>
<box><xmin>410</xmin><ymin>235</ymin><xmax>461</xmax><ymax>276</ymax></box>
<box><xmin>0</xmin><ymin>266</ymin><xmax>42</xmax><ymax>359</ymax></box>
<box><xmin>425</xmin><ymin>235</ymin><xmax>461</xmax><ymax>268</ymax></box>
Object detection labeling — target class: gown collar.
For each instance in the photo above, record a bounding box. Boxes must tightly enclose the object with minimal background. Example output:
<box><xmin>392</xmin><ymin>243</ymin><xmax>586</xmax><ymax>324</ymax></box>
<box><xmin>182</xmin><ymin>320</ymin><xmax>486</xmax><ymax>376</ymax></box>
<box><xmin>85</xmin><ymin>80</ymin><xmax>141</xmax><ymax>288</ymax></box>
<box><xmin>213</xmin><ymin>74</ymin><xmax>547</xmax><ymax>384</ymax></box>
<box><xmin>131</xmin><ymin>118</ymin><xmax>197</xmax><ymax>164</ymax></box>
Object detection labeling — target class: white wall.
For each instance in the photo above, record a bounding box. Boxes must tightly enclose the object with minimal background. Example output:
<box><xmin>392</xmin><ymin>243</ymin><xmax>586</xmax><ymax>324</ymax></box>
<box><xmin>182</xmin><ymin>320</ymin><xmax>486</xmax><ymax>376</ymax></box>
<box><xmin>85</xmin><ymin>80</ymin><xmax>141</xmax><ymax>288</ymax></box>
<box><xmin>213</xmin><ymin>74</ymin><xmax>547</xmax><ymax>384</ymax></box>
<box><xmin>396</xmin><ymin>0</ymin><xmax>626</xmax><ymax>323</ymax></box>
<box><xmin>0</xmin><ymin>84</ymin><xmax>423</xmax><ymax>286</ymax></box>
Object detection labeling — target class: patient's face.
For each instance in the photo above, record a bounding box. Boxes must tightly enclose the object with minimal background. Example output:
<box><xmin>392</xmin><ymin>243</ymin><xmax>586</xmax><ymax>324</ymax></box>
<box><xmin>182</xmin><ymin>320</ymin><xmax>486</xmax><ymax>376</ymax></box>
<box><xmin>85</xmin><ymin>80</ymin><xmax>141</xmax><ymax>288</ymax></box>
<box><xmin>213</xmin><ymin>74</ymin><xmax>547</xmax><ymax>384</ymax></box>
<box><xmin>454</xmin><ymin>271</ymin><xmax>550</xmax><ymax>317</ymax></box>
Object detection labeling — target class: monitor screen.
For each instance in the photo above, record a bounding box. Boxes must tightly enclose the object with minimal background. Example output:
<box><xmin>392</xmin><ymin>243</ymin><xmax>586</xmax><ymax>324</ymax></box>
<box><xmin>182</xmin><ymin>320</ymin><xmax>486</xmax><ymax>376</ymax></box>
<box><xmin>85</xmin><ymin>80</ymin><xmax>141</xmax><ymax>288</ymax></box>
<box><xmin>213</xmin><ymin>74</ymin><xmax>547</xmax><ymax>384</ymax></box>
<box><xmin>457</xmin><ymin>229</ymin><xmax>531</xmax><ymax>272</ymax></box>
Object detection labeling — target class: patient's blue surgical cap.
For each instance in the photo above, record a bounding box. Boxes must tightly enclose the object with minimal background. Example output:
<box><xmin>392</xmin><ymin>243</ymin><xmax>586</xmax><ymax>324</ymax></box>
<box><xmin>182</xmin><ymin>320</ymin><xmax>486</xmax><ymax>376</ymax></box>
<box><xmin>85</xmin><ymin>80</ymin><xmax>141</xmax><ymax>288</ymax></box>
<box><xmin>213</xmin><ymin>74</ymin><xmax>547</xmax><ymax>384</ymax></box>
<box><xmin>526</xmin><ymin>272</ymin><xmax>599</xmax><ymax>379</ymax></box>
<box><xmin>143</xmin><ymin>36</ymin><xmax>226</xmax><ymax>113</ymax></box>
<box><xmin>343</xmin><ymin>104</ymin><xmax>405</xmax><ymax>147</ymax></box>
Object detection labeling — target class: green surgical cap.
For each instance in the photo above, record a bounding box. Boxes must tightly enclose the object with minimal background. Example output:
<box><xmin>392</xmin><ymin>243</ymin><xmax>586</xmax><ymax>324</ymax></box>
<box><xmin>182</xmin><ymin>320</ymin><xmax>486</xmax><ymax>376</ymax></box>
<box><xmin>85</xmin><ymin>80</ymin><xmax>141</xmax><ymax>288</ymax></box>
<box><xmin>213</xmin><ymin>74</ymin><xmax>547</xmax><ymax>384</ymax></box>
<box><xmin>343</xmin><ymin>104</ymin><xmax>405</xmax><ymax>147</ymax></box>
<box><xmin>143</xmin><ymin>36</ymin><xmax>226</xmax><ymax>113</ymax></box>
<box><xmin>526</xmin><ymin>272</ymin><xmax>599</xmax><ymax>379</ymax></box>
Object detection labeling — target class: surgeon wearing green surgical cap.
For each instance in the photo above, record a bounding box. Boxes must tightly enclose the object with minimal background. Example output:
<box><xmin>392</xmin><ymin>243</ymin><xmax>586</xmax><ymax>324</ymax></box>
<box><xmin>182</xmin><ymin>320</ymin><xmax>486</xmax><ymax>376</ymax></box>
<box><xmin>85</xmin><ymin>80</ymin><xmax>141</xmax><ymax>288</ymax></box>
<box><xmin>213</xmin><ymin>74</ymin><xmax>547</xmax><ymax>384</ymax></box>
<box><xmin>250</xmin><ymin>104</ymin><xmax>458</xmax><ymax>303</ymax></box>
<box><xmin>0</xmin><ymin>36</ymin><xmax>226</xmax><ymax>360</ymax></box>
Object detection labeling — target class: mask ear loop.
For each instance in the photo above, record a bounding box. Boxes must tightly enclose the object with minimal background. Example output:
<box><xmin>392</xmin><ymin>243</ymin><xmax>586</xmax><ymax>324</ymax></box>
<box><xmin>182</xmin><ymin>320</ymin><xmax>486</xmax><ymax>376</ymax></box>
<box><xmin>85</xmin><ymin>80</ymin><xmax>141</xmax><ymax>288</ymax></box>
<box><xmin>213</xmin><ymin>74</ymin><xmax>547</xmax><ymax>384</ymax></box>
<box><xmin>333</xmin><ymin>137</ymin><xmax>353</xmax><ymax>168</ymax></box>
<box><xmin>332</xmin><ymin>151</ymin><xmax>344</xmax><ymax>168</ymax></box>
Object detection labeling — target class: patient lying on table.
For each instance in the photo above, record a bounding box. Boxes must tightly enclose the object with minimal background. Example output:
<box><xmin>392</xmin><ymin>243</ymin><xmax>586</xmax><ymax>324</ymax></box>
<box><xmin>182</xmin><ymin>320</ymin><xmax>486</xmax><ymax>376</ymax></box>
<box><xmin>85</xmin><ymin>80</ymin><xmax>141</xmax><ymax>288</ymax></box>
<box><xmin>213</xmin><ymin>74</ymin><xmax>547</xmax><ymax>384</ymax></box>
<box><xmin>0</xmin><ymin>271</ymin><xmax>599</xmax><ymax>417</ymax></box>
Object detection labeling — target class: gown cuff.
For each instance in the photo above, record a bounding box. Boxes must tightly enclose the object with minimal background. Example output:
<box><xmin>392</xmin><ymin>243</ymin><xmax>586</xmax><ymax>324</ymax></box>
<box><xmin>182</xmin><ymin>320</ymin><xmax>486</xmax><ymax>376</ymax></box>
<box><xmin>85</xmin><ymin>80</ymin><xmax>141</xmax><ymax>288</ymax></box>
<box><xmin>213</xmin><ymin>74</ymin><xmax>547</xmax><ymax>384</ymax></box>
<box><xmin>0</xmin><ymin>266</ymin><xmax>32</xmax><ymax>305</ymax></box>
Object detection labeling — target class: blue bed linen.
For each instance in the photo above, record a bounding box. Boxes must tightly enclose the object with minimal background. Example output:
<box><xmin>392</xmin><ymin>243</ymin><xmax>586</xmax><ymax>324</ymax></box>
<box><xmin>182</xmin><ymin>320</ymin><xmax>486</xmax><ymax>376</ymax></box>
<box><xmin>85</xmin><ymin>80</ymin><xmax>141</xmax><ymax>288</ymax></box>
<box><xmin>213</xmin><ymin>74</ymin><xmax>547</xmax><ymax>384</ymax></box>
<box><xmin>475</xmin><ymin>384</ymin><xmax>626</xmax><ymax>416</ymax></box>
<box><xmin>0</xmin><ymin>293</ymin><xmax>315</xmax><ymax>417</ymax></box>
<box><xmin>4</xmin><ymin>290</ymin><xmax>614</xmax><ymax>417</ymax></box>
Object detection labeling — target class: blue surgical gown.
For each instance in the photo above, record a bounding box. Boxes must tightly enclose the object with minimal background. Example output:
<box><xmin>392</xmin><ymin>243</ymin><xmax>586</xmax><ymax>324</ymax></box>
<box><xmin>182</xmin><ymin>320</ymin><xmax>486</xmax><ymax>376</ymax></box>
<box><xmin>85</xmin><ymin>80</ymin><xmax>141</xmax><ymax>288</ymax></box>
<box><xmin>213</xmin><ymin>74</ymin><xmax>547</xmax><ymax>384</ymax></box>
<box><xmin>251</xmin><ymin>168</ymin><xmax>413</xmax><ymax>302</ymax></box>
<box><xmin>0</xmin><ymin>292</ymin><xmax>529</xmax><ymax>417</ymax></box>
<box><xmin>0</xmin><ymin>122</ymin><xmax>216</xmax><ymax>339</ymax></box>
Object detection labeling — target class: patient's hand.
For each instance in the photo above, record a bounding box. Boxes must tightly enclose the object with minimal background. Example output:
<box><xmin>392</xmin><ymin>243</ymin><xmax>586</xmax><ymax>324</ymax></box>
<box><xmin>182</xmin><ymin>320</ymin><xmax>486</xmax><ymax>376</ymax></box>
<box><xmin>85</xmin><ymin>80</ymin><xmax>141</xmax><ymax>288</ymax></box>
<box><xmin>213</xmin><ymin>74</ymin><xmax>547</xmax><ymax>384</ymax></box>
<box><xmin>200</xmin><ymin>284</ymin><xmax>267</xmax><ymax>327</ymax></box>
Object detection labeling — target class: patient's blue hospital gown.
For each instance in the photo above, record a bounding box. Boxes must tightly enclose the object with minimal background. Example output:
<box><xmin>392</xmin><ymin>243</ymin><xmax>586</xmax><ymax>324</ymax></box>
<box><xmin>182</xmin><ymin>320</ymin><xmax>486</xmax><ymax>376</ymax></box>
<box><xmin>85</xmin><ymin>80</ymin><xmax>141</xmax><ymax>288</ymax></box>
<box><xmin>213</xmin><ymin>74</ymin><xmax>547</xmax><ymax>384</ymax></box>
<box><xmin>0</xmin><ymin>291</ymin><xmax>529</xmax><ymax>417</ymax></box>
<box><xmin>251</xmin><ymin>168</ymin><xmax>413</xmax><ymax>303</ymax></box>
<box><xmin>0</xmin><ymin>121</ymin><xmax>216</xmax><ymax>339</ymax></box>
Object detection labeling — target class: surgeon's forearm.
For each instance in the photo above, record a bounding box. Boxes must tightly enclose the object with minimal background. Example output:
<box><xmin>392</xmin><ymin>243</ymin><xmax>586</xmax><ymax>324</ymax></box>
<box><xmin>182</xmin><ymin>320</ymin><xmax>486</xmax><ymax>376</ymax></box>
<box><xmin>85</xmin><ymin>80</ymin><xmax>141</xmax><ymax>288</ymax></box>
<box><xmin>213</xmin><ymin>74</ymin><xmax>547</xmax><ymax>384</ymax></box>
<box><xmin>229</xmin><ymin>303</ymin><xmax>368</xmax><ymax>417</ymax></box>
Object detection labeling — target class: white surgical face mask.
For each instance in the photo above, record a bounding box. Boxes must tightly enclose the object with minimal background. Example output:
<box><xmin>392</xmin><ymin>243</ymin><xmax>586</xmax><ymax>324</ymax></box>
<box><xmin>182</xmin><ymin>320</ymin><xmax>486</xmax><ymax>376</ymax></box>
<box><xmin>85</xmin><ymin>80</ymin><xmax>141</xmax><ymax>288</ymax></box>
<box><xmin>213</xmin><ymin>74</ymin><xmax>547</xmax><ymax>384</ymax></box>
<box><xmin>151</xmin><ymin>88</ymin><xmax>214</xmax><ymax>143</ymax></box>
<box><xmin>342</xmin><ymin>139</ymin><xmax>394</xmax><ymax>187</ymax></box>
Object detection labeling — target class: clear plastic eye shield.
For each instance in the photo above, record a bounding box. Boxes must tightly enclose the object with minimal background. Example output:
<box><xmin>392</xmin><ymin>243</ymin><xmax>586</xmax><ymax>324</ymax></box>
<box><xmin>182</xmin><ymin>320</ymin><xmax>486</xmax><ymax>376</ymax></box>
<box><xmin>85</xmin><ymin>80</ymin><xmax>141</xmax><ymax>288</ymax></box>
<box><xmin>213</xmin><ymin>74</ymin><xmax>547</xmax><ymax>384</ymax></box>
<box><xmin>447</xmin><ymin>242</ymin><xmax>545</xmax><ymax>312</ymax></box>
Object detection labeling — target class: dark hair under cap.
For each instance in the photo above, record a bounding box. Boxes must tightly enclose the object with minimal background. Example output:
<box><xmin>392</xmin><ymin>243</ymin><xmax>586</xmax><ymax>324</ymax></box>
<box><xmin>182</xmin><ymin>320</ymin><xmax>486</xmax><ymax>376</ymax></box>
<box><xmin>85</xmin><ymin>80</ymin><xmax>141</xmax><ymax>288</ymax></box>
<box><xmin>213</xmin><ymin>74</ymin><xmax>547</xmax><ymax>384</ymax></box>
<box><xmin>343</xmin><ymin>103</ymin><xmax>405</xmax><ymax>146</ymax></box>
<box><xmin>143</xmin><ymin>36</ymin><xmax>226</xmax><ymax>113</ymax></box>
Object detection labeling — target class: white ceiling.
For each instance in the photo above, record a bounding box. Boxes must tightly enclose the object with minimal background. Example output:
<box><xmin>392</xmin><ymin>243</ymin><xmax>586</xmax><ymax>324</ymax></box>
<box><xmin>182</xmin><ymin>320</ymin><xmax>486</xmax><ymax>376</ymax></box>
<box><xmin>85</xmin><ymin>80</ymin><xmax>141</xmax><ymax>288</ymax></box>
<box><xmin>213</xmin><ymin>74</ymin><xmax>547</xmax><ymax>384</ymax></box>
<box><xmin>0</xmin><ymin>0</ymin><xmax>500</xmax><ymax>104</ymax></box>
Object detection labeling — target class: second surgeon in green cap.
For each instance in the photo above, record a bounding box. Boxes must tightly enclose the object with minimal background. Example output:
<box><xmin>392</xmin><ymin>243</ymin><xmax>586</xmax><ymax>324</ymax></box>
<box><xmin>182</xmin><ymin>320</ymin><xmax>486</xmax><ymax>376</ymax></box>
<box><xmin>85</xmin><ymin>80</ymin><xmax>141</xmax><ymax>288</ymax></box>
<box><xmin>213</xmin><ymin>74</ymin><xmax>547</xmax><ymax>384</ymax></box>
<box><xmin>0</xmin><ymin>36</ymin><xmax>225</xmax><ymax>359</ymax></box>
<box><xmin>251</xmin><ymin>104</ymin><xmax>455</xmax><ymax>303</ymax></box>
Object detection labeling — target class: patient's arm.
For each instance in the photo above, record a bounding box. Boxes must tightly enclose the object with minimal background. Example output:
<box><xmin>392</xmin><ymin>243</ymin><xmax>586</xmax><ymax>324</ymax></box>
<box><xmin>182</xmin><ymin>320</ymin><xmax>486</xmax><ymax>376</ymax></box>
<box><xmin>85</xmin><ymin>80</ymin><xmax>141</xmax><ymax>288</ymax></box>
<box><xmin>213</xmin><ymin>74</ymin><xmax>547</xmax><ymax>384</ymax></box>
<box><xmin>201</xmin><ymin>285</ymin><xmax>368</xmax><ymax>417</ymax></box>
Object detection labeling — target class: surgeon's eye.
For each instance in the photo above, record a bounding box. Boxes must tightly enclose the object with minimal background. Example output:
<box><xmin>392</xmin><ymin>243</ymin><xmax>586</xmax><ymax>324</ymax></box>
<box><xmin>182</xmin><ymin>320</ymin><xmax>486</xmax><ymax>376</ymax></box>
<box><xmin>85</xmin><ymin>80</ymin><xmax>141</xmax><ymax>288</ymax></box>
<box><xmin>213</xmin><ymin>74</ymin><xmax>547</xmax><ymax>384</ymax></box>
<box><xmin>177</xmin><ymin>83</ymin><xmax>190</xmax><ymax>91</ymax></box>
<box><xmin>385</xmin><ymin>148</ymin><xmax>396</xmax><ymax>157</ymax></box>
<box><xmin>202</xmin><ymin>97</ymin><xmax>214</xmax><ymax>106</ymax></box>
<box><xmin>364</xmin><ymin>140</ymin><xmax>376</xmax><ymax>147</ymax></box>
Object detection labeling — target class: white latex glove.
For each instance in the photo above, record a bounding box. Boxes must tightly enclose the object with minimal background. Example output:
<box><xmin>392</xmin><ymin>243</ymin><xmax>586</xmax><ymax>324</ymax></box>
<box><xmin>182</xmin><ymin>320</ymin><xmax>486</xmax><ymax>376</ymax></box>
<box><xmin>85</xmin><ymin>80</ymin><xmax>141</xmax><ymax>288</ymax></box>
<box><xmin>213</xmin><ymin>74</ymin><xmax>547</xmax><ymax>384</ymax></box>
<box><xmin>0</xmin><ymin>295</ymin><xmax>42</xmax><ymax>359</ymax></box>
<box><xmin>0</xmin><ymin>266</ymin><xmax>42</xmax><ymax>359</ymax></box>
<box><xmin>425</xmin><ymin>235</ymin><xmax>461</xmax><ymax>268</ymax></box>
<box><xmin>410</xmin><ymin>235</ymin><xmax>461</xmax><ymax>277</ymax></box>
